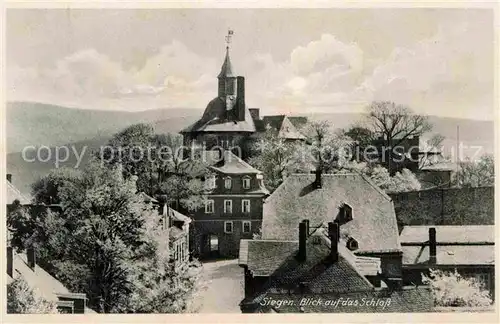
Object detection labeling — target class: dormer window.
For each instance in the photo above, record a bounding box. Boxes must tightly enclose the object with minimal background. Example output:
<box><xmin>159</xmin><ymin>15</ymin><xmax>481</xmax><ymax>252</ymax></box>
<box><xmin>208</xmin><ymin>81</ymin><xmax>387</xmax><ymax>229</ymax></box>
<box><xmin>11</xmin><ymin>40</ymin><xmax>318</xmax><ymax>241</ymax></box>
<box><xmin>242</xmin><ymin>176</ymin><xmax>251</xmax><ymax>189</ymax></box>
<box><xmin>346</xmin><ymin>237</ymin><xmax>359</xmax><ymax>251</ymax></box>
<box><xmin>337</xmin><ymin>203</ymin><xmax>353</xmax><ymax>225</ymax></box>
<box><xmin>205</xmin><ymin>175</ymin><xmax>216</xmax><ymax>190</ymax></box>
<box><xmin>224</xmin><ymin>176</ymin><xmax>232</xmax><ymax>189</ymax></box>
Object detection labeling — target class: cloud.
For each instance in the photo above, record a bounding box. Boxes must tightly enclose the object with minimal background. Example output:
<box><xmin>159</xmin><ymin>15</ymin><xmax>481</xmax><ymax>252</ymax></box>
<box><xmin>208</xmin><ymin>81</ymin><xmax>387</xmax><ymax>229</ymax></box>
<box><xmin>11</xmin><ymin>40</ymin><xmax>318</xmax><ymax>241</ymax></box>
<box><xmin>7</xmin><ymin>24</ymin><xmax>493</xmax><ymax>119</ymax></box>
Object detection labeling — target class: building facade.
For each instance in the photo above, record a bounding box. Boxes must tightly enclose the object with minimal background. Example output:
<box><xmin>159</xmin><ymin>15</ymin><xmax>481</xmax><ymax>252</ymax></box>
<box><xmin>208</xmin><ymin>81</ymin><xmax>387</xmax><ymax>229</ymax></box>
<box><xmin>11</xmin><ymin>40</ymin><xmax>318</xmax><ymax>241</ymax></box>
<box><xmin>190</xmin><ymin>150</ymin><xmax>269</xmax><ymax>259</ymax></box>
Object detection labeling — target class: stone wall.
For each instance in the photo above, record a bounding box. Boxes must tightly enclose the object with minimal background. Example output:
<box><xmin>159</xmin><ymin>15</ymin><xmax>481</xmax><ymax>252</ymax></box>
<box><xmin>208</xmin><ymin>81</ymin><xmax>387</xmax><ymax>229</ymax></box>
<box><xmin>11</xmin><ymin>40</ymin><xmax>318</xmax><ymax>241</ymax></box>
<box><xmin>389</xmin><ymin>186</ymin><xmax>494</xmax><ymax>227</ymax></box>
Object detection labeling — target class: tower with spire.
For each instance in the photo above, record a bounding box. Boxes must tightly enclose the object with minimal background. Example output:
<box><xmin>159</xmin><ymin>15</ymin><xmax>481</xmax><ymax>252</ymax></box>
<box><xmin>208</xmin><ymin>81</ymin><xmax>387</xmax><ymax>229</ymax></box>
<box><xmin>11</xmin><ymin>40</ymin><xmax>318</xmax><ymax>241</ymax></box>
<box><xmin>181</xmin><ymin>29</ymin><xmax>256</xmax><ymax>152</ymax></box>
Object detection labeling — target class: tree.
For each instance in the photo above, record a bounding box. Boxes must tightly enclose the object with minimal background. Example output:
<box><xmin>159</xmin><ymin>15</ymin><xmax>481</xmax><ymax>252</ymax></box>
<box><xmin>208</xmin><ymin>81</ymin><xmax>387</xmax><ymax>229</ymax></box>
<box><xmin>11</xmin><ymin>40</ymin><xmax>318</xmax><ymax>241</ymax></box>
<box><xmin>422</xmin><ymin>269</ymin><xmax>492</xmax><ymax>307</ymax></box>
<box><xmin>249</xmin><ymin>125</ymin><xmax>301</xmax><ymax>192</ymax></box>
<box><xmin>341</xmin><ymin>161</ymin><xmax>421</xmax><ymax>193</ymax></box>
<box><xmin>455</xmin><ymin>154</ymin><xmax>494</xmax><ymax>188</ymax></box>
<box><xmin>101</xmin><ymin>125</ymin><xmax>209</xmax><ymax>212</ymax></box>
<box><xmin>31</xmin><ymin>167</ymin><xmax>82</xmax><ymax>205</ymax></box>
<box><xmin>365</xmin><ymin>101</ymin><xmax>432</xmax><ymax>173</ymax></box>
<box><xmin>298</xmin><ymin>120</ymin><xmax>353</xmax><ymax>174</ymax></box>
<box><xmin>418</xmin><ymin>133</ymin><xmax>446</xmax><ymax>169</ymax></box>
<box><xmin>7</xmin><ymin>277</ymin><xmax>59</xmax><ymax>314</ymax></box>
<box><xmin>11</xmin><ymin>159</ymin><xmax>200</xmax><ymax>313</ymax></box>
<box><xmin>344</xmin><ymin>126</ymin><xmax>376</xmax><ymax>162</ymax></box>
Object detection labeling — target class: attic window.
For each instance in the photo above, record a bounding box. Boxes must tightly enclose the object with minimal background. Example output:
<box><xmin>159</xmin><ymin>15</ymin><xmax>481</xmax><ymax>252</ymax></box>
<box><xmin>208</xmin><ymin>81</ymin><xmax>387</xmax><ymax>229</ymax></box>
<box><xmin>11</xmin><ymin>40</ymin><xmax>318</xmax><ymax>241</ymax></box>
<box><xmin>346</xmin><ymin>237</ymin><xmax>359</xmax><ymax>251</ymax></box>
<box><xmin>337</xmin><ymin>203</ymin><xmax>353</xmax><ymax>225</ymax></box>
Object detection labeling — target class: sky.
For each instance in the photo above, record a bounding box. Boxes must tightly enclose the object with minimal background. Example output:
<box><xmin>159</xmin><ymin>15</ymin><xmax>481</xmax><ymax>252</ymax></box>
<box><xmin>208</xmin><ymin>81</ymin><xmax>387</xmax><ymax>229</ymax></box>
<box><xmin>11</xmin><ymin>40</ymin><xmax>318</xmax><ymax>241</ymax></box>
<box><xmin>6</xmin><ymin>8</ymin><xmax>495</xmax><ymax>120</ymax></box>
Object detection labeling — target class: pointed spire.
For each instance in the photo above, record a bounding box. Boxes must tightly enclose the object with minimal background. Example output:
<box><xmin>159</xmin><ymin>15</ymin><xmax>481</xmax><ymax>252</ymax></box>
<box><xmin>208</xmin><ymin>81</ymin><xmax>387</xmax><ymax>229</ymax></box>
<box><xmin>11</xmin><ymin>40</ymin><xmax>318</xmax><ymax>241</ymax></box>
<box><xmin>218</xmin><ymin>30</ymin><xmax>236</xmax><ymax>78</ymax></box>
<box><xmin>218</xmin><ymin>47</ymin><xmax>235</xmax><ymax>78</ymax></box>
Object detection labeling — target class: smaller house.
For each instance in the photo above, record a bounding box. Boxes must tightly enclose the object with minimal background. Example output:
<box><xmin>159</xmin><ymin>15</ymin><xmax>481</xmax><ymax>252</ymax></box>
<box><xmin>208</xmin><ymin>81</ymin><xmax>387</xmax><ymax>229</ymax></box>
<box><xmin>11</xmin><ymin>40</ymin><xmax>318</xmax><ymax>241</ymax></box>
<box><xmin>261</xmin><ymin>173</ymin><xmax>403</xmax><ymax>280</ymax></box>
<box><xmin>253</xmin><ymin>115</ymin><xmax>307</xmax><ymax>141</ymax></box>
<box><xmin>138</xmin><ymin>191</ymin><xmax>192</xmax><ymax>270</ymax></box>
<box><xmin>163</xmin><ymin>206</ymin><xmax>192</xmax><ymax>270</ymax></box>
<box><xmin>239</xmin><ymin>220</ymin><xmax>433</xmax><ymax>313</ymax></box>
<box><xmin>400</xmin><ymin>225</ymin><xmax>495</xmax><ymax>298</ymax></box>
<box><xmin>6</xmin><ymin>246</ymin><xmax>94</xmax><ymax>314</ymax></box>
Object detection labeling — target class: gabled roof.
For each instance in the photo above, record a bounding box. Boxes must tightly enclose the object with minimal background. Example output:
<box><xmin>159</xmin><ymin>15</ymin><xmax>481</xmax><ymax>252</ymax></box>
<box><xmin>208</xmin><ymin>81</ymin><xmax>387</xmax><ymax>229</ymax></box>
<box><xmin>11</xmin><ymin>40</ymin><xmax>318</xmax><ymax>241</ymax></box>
<box><xmin>261</xmin><ymin>115</ymin><xmax>306</xmax><ymax>140</ymax></box>
<box><xmin>180</xmin><ymin>97</ymin><xmax>256</xmax><ymax>133</ymax></box>
<box><xmin>207</xmin><ymin>150</ymin><xmax>262</xmax><ymax>175</ymax></box>
<box><xmin>7</xmin><ymin>180</ymin><xmax>31</xmax><ymax>205</ymax></box>
<box><xmin>420</xmin><ymin>161</ymin><xmax>457</xmax><ymax>171</ymax></box>
<box><xmin>240</xmin><ymin>230</ymin><xmax>378</xmax><ymax>308</ymax></box>
<box><xmin>239</xmin><ymin>240</ymin><xmax>299</xmax><ymax>277</ymax></box>
<box><xmin>261</xmin><ymin>174</ymin><xmax>401</xmax><ymax>254</ymax></box>
<box><xmin>9</xmin><ymin>252</ymin><xmax>95</xmax><ymax>313</ymax></box>
<box><xmin>166</xmin><ymin>206</ymin><xmax>192</xmax><ymax>224</ymax></box>
<box><xmin>137</xmin><ymin>192</ymin><xmax>159</xmax><ymax>204</ymax></box>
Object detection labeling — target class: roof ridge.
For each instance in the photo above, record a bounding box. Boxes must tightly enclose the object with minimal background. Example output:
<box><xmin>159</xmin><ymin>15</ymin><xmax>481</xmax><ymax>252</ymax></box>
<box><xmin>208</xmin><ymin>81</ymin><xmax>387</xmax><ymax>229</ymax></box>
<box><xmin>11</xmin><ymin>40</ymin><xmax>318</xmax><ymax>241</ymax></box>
<box><xmin>357</xmin><ymin>173</ymin><xmax>393</xmax><ymax>202</ymax></box>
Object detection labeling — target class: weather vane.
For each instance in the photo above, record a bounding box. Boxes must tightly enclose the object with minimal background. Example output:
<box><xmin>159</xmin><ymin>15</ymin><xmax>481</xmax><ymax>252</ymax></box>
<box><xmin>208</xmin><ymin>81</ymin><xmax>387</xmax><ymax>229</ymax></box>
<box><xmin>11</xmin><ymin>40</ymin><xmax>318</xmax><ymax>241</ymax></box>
<box><xmin>225</xmin><ymin>29</ymin><xmax>234</xmax><ymax>48</ymax></box>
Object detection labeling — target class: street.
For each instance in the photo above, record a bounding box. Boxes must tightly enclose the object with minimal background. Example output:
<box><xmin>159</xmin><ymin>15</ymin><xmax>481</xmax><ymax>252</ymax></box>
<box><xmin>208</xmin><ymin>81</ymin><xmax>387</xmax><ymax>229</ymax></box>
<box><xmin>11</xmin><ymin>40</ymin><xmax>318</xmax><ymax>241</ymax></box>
<box><xmin>190</xmin><ymin>259</ymin><xmax>244</xmax><ymax>313</ymax></box>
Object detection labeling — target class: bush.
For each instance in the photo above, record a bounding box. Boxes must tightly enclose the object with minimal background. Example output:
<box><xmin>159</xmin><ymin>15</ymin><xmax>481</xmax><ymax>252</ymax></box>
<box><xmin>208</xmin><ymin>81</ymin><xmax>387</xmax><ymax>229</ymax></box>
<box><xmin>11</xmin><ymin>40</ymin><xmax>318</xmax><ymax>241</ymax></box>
<box><xmin>422</xmin><ymin>269</ymin><xmax>492</xmax><ymax>307</ymax></box>
<box><xmin>7</xmin><ymin>277</ymin><xmax>59</xmax><ymax>314</ymax></box>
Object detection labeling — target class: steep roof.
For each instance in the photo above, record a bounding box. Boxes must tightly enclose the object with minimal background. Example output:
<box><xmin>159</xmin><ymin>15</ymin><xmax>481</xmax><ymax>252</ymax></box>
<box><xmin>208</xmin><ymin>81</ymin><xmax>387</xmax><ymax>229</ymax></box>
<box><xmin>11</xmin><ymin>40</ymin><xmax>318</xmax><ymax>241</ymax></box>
<box><xmin>9</xmin><ymin>253</ymin><xmax>95</xmax><ymax>313</ymax></box>
<box><xmin>180</xmin><ymin>97</ymin><xmax>256</xmax><ymax>133</ymax></box>
<box><xmin>207</xmin><ymin>150</ymin><xmax>262</xmax><ymax>175</ymax></box>
<box><xmin>7</xmin><ymin>180</ymin><xmax>31</xmax><ymax>205</ymax></box>
<box><xmin>218</xmin><ymin>48</ymin><xmax>235</xmax><ymax>78</ymax></box>
<box><xmin>137</xmin><ymin>192</ymin><xmax>159</xmax><ymax>204</ymax></box>
<box><xmin>240</xmin><ymin>230</ymin><xmax>378</xmax><ymax>308</ymax></box>
<box><xmin>239</xmin><ymin>240</ymin><xmax>299</xmax><ymax>276</ymax></box>
<box><xmin>166</xmin><ymin>206</ymin><xmax>192</xmax><ymax>224</ymax></box>
<box><xmin>400</xmin><ymin>225</ymin><xmax>495</xmax><ymax>266</ymax></box>
<box><xmin>261</xmin><ymin>174</ymin><xmax>401</xmax><ymax>254</ymax></box>
<box><xmin>261</xmin><ymin>115</ymin><xmax>306</xmax><ymax>140</ymax></box>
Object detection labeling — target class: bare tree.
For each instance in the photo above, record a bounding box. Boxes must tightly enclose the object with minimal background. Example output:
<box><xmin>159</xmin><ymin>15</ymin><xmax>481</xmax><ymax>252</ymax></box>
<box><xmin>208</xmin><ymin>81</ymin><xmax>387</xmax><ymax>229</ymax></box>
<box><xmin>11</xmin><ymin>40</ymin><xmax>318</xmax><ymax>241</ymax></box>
<box><xmin>366</xmin><ymin>101</ymin><xmax>432</xmax><ymax>172</ymax></box>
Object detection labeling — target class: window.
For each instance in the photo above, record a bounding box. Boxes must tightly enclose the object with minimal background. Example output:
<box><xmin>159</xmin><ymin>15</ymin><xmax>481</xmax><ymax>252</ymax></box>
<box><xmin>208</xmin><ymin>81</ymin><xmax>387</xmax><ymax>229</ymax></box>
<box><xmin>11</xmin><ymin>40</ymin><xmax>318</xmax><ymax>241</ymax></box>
<box><xmin>224</xmin><ymin>177</ymin><xmax>232</xmax><ymax>189</ymax></box>
<box><xmin>243</xmin><ymin>221</ymin><xmax>251</xmax><ymax>233</ymax></box>
<box><xmin>205</xmin><ymin>175</ymin><xmax>216</xmax><ymax>189</ymax></box>
<box><xmin>242</xmin><ymin>176</ymin><xmax>251</xmax><ymax>189</ymax></box>
<box><xmin>242</xmin><ymin>199</ymin><xmax>251</xmax><ymax>213</ymax></box>
<box><xmin>224</xmin><ymin>221</ymin><xmax>233</xmax><ymax>234</ymax></box>
<box><xmin>224</xmin><ymin>200</ymin><xmax>233</xmax><ymax>214</ymax></box>
<box><xmin>205</xmin><ymin>200</ymin><xmax>214</xmax><ymax>213</ymax></box>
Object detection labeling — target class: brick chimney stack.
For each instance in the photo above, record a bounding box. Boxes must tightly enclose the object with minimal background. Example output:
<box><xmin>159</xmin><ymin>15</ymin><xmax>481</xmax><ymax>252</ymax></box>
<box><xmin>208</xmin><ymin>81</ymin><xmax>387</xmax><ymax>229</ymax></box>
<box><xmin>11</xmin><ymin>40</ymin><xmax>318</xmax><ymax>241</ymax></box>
<box><xmin>429</xmin><ymin>227</ymin><xmax>437</xmax><ymax>264</ymax></box>
<box><xmin>328</xmin><ymin>222</ymin><xmax>339</xmax><ymax>262</ymax></box>
<box><xmin>297</xmin><ymin>220</ymin><xmax>308</xmax><ymax>262</ymax></box>
<box><xmin>237</xmin><ymin>76</ymin><xmax>246</xmax><ymax>121</ymax></box>
<box><xmin>27</xmin><ymin>247</ymin><xmax>36</xmax><ymax>270</ymax></box>
<box><xmin>7</xmin><ymin>247</ymin><xmax>14</xmax><ymax>277</ymax></box>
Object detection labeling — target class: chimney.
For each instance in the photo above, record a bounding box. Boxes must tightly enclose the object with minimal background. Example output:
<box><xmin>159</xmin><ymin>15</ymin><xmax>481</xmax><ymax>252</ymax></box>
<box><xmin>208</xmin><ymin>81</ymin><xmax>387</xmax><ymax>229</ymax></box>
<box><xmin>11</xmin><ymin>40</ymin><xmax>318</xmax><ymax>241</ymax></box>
<box><xmin>303</xmin><ymin>219</ymin><xmax>310</xmax><ymax>236</ymax></box>
<box><xmin>328</xmin><ymin>222</ymin><xmax>339</xmax><ymax>262</ymax></box>
<box><xmin>6</xmin><ymin>174</ymin><xmax>12</xmax><ymax>183</ymax></box>
<box><xmin>297</xmin><ymin>221</ymin><xmax>307</xmax><ymax>262</ymax></box>
<box><xmin>429</xmin><ymin>227</ymin><xmax>437</xmax><ymax>264</ymax></box>
<box><xmin>313</xmin><ymin>168</ymin><xmax>322</xmax><ymax>189</ymax></box>
<box><xmin>236</xmin><ymin>76</ymin><xmax>246</xmax><ymax>121</ymax></box>
<box><xmin>7</xmin><ymin>246</ymin><xmax>14</xmax><ymax>277</ymax></box>
<box><xmin>249</xmin><ymin>108</ymin><xmax>260</xmax><ymax>121</ymax></box>
<box><xmin>27</xmin><ymin>247</ymin><xmax>36</xmax><ymax>270</ymax></box>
